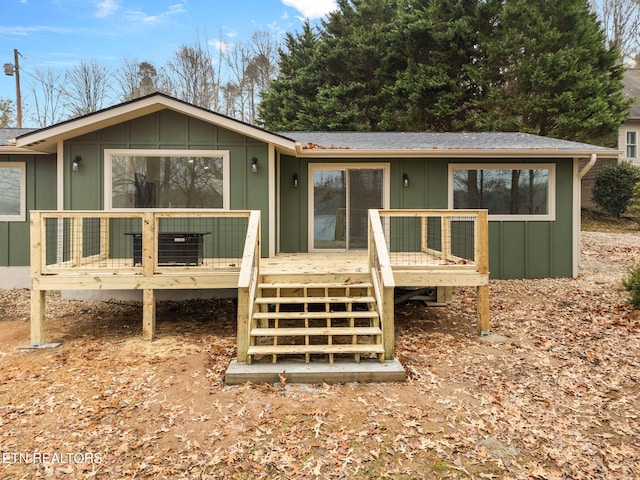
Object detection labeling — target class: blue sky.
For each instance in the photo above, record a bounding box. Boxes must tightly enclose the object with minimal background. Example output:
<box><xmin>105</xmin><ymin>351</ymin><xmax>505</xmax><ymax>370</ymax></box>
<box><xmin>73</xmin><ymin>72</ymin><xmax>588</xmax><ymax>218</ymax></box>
<box><xmin>0</xmin><ymin>0</ymin><xmax>338</xmax><ymax>107</ymax></box>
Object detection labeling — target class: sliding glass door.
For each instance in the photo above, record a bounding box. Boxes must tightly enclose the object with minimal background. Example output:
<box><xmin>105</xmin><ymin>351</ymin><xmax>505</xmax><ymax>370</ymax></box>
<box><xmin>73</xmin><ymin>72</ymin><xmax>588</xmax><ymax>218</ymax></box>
<box><xmin>310</xmin><ymin>165</ymin><xmax>388</xmax><ymax>250</ymax></box>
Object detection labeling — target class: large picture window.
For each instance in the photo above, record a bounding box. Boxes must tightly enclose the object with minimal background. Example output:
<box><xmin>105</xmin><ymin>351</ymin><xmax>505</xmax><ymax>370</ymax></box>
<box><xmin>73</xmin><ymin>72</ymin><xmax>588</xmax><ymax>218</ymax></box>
<box><xmin>0</xmin><ymin>162</ymin><xmax>26</xmax><ymax>222</ymax></box>
<box><xmin>105</xmin><ymin>150</ymin><xmax>229</xmax><ymax>210</ymax></box>
<box><xmin>449</xmin><ymin>164</ymin><xmax>555</xmax><ymax>221</ymax></box>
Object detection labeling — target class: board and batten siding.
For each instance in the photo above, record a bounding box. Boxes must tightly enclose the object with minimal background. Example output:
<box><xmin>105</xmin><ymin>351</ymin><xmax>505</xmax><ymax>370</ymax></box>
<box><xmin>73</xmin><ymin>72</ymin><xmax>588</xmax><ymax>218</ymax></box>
<box><xmin>0</xmin><ymin>154</ymin><xmax>57</xmax><ymax>267</ymax></box>
<box><xmin>279</xmin><ymin>156</ymin><xmax>573</xmax><ymax>279</ymax></box>
<box><xmin>64</xmin><ymin>109</ymin><xmax>271</xmax><ymax>256</ymax></box>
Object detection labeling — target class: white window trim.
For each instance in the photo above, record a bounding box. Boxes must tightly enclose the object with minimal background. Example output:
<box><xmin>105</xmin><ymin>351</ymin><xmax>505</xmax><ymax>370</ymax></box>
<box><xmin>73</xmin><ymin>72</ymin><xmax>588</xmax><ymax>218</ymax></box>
<box><xmin>626</xmin><ymin>130</ymin><xmax>638</xmax><ymax>159</ymax></box>
<box><xmin>104</xmin><ymin>149</ymin><xmax>230</xmax><ymax>210</ymax></box>
<box><xmin>0</xmin><ymin>162</ymin><xmax>26</xmax><ymax>222</ymax></box>
<box><xmin>448</xmin><ymin>163</ymin><xmax>556</xmax><ymax>222</ymax></box>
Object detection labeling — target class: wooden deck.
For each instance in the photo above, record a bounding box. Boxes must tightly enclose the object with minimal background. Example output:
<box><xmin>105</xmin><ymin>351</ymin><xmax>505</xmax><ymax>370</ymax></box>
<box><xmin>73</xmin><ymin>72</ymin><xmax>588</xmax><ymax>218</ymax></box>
<box><xmin>29</xmin><ymin>209</ymin><xmax>489</xmax><ymax>382</ymax></box>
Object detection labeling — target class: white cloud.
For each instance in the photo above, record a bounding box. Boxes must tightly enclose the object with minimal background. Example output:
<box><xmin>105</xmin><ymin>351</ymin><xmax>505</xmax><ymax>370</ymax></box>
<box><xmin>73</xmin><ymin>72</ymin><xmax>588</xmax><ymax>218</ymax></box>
<box><xmin>281</xmin><ymin>0</ymin><xmax>337</xmax><ymax>19</ymax></box>
<box><xmin>95</xmin><ymin>0</ymin><xmax>119</xmax><ymax>18</ymax></box>
<box><xmin>0</xmin><ymin>25</ymin><xmax>72</xmax><ymax>36</ymax></box>
<box><xmin>211</xmin><ymin>40</ymin><xmax>231</xmax><ymax>52</ymax></box>
<box><xmin>123</xmin><ymin>1</ymin><xmax>187</xmax><ymax>25</ymax></box>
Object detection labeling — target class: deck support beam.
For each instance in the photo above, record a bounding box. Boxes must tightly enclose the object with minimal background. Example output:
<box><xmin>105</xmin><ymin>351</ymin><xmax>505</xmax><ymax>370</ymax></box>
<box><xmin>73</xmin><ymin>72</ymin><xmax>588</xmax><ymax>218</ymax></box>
<box><xmin>477</xmin><ymin>285</ymin><xmax>490</xmax><ymax>335</ymax></box>
<box><xmin>142</xmin><ymin>289</ymin><xmax>156</xmax><ymax>340</ymax></box>
<box><xmin>237</xmin><ymin>287</ymin><xmax>249</xmax><ymax>362</ymax></box>
<box><xmin>30</xmin><ymin>289</ymin><xmax>46</xmax><ymax>346</ymax></box>
<box><xmin>382</xmin><ymin>286</ymin><xmax>395</xmax><ymax>360</ymax></box>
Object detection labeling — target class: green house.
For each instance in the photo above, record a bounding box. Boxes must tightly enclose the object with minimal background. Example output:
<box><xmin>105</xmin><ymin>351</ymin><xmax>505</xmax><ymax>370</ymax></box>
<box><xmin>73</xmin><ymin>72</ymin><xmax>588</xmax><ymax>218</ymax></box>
<box><xmin>0</xmin><ymin>93</ymin><xmax>618</xmax><ymax>289</ymax></box>
<box><xmin>0</xmin><ymin>94</ymin><xmax>622</xmax><ymax>380</ymax></box>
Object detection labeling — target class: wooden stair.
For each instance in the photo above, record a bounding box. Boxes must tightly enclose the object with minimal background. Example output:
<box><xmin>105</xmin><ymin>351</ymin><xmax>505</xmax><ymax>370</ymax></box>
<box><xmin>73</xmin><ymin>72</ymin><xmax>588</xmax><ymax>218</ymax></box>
<box><xmin>246</xmin><ymin>280</ymin><xmax>384</xmax><ymax>364</ymax></box>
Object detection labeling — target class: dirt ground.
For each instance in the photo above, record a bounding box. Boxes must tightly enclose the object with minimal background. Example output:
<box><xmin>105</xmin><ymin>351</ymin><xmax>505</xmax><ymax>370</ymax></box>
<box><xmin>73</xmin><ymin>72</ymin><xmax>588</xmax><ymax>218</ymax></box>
<box><xmin>1</xmin><ymin>231</ymin><xmax>640</xmax><ymax>479</ymax></box>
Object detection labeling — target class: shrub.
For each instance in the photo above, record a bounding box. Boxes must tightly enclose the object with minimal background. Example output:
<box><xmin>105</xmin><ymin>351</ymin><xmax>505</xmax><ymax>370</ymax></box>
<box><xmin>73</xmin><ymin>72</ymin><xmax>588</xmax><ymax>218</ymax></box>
<box><xmin>592</xmin><ymin>161</ymin><xmax>640</xmax><ymax>218</ymax></box>
<box><xmin>627</xmin><ymin>181</ymin><xmax>640</xmax><ymax>218</ymax></box>
<box><xmin>622</xmin><ymin>264</ymin><xmax>640</xmax><ymax>307</ymax></box>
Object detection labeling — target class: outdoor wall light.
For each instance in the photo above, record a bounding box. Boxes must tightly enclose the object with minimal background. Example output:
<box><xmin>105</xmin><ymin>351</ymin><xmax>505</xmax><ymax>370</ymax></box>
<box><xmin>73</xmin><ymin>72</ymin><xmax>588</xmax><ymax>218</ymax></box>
<box><xmin>403</xmin><ymin>173</ymin><xmax>409</xmax><ymax>187</ymax></box>
<box><xmin>251</xmin><ymin>157</ymin><xmax>258</xmax><ymax>173</ymax></box>
<box><xmin>293</xmin><ymin>173</ymin><xmax>299</xmax><ymax>188</ymax></box>
<box><xmin>72</xmin><ymin>155</ymin><xmax>82</xmax><ymax>172</ymax></box>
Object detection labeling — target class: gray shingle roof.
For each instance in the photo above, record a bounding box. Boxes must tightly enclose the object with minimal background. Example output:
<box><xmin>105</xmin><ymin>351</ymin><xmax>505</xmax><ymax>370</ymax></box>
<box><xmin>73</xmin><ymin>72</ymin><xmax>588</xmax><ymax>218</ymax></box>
<box><xmin>278</xmin><ymin>131</ymin><xmax>615</xmax><ymax>153</ymax></box>
<box><xmin>623</xmin><ymin>69</ymin><xmax>640</xmax><ymax>119</ymax></box>
<box><xmin>0</xmin><ymin>128</ymin><xmax>37</xmax><ymax>146</ymax></box>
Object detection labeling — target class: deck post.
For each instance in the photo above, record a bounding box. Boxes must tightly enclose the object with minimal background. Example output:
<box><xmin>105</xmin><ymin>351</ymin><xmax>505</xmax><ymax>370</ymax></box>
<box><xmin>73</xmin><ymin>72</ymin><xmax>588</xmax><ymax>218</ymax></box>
<box><xmin>237</xmin><ymin>287</ymin><xmax>249</xmax><ymax>362</ymax></box>
<box><xmin>31</xmin><ymin>290</ymin><xmax>46</xmax><ymax>345</ymax></box>
<box><xmin>142</xmin><ymin>289</ymin><xmax>156</xmax><ymax>340</ymax></box>
<box><xmin>30</xmin><ymin>211</ymin><xmax>45</xmax><ymax>345</ymax></box>
<box><xmin>476</xmin><ymin>210</ymin><xmax>490</xmax><ymax>335</ymax></box>
<box><xmin>382</xmin><ymin>286</ymin><xmax>395</xmax><ymax>359</ymax></box>
<box><xmin>477</xmin><ymin>285</ymin><xmax>490</xmax><ymax>335</ymax></box>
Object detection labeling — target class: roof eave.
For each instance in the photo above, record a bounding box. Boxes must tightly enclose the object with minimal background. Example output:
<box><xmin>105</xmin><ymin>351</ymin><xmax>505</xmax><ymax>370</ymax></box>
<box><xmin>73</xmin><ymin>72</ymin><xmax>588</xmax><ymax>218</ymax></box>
<box><xmin>16</xmin><ymin>95</ymin><xmax>298</xmax><ymax>153</ymax></box>
<box><xmin>0</xmin><ymin>145</ymin><xmax>49</xmax><ymax>154</ymax></box>
<box><xmin>294</xmin><ymin>148</ymin><xmax>621</xmax><ymax>159</ymax></box>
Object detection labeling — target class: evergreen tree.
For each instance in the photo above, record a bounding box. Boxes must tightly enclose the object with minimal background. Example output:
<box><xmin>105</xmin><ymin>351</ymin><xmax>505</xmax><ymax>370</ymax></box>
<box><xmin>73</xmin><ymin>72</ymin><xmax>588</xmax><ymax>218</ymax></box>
<box><xmin>469</xmin><ymin>0</ymin><xmax>630</xmax><ymax>144</ymax></box>
<box><xmin>258</xmin><ymin>21</ymin><xmax>325</xmax><ymax>130</ymax></box>
<box><xmin>259</xmin><ymin>0</ymin><xmax>630</xmax><ymax>144</ymax></box>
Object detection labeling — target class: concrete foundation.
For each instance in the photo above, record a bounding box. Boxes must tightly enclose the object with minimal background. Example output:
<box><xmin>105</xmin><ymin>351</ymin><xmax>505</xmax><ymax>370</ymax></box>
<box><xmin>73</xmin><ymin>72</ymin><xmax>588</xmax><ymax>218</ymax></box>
<box><xmin>225</xmin><ymin>358</ymin><xmax>406</xmax><ymax>385</ymax></box>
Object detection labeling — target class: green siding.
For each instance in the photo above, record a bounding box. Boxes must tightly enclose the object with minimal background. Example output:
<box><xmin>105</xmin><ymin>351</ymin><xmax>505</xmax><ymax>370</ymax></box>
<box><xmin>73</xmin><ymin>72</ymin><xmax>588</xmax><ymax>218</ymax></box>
<box><xmin>279</xmin><ymin>155</ymin><xmax>306</xmax><ymax>252</ymax></box>
<box><xmin>279</xmin><ymin>156</ymin><xmax>574</xmax><ymax>279</ymax></box>
<box><xmin>65</xmin><ymin>109</ymin><xmax>271</xmax><ymax>256</ymax></box>
<box><xmin>481</xmin><ymin>160</ymin><xmax>574</xmax><ymax>278</ymax></box>
<box><xmin>0</xmin><ymin>154</ymin><xmax>57</xmax><ymax>266</ymax></box>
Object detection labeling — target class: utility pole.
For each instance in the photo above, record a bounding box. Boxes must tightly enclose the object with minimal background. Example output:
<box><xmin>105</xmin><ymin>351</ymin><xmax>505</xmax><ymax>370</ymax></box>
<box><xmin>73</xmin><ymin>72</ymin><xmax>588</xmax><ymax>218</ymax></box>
<box><xmin>3</xmin><ymin>49</ymin><xmax>22</xmax><ymax>128</ymax></box>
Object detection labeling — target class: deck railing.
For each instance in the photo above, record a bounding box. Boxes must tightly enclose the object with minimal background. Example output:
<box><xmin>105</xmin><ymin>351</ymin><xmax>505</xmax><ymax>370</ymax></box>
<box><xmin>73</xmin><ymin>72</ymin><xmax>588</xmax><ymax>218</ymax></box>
<box><xmin>236</xmin><ymin>210</ymin><xmax>261</xmax><ymax>362</ymax></box>
<box><xmin>377</xmin><ymin>209</ymin><xmax>488</xmax><ymax>273</ymax></box>
<box><xmin>368</xmin><ymin>209</ymin><xmax>396</xmax><ymax>359</ymax></box>
<box><xmin>30</xmin><ymin>210</ymin><xmax>253</xmax><ymax>276</ymax></box>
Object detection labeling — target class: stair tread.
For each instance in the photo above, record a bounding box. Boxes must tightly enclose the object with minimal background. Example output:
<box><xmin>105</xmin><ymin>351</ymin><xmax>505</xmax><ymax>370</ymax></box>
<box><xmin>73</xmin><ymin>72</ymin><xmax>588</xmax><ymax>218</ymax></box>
<box><xmin>247</xmin><ymin>344</ymin><xmax>385</xmax><ymax>355</ymax></box>
<box><xmin>253</xmin><ymin>311</ymin><xmax>379</xmax><ymax>320</ymax></box>
<box><xmin>251</xmin><ymin>327</ymin><xmax>382</xmax><ymax>336</ymax></box>
<box><xmin>255</xmin><ymin>296</ymin><xmax>375</xmax><ymax>304</ymax></box>
<box><xmin>258</xmin><ymin>282</ymin><xmax>373</xmax><ymax>289</ymax></box>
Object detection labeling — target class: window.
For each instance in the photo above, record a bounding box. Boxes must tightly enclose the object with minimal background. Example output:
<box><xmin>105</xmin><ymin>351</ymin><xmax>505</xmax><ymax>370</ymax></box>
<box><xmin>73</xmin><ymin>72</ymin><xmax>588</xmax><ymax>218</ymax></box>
<box><xmin>105</xmin><ymin>150</ymin><xmax>230</xmax><ymax>209</ymax></box>
<box><xmin>449</xmin><ymin>164</ymin><xmax>555</xmax><ymax>221</ymax></box>
<box><xmin>627</xmin><ymin>131</ymin><xmax>637</xmax><ymax>159</ymax></box>
<box><xmin>0</xmin><ymin>162</ymin><xmax>26</xmax><ymax>222</ymax></box>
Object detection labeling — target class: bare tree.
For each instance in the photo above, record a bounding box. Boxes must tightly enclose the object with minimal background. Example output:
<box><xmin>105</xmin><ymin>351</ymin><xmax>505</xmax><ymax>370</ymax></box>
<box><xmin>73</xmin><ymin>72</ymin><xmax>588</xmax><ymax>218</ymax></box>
<box><xmin>245</xmin><ymin>31</ymin><xmax>280</xmax><ymax>122</ymax></box>
<box><xmin>591</xmin><ymin>0</ymin><xmax>640</xmax><ymax>63</ymax></box>
<box><xmin>220</xmin><ymin>41</ymin><xmax>251</xmax><ymax>121</ymax></box>
<box><xmin>117</xmin><ymin>59</ymin><xmax>166</xmax><ymax>102</ymax></box>
<box><xmin>0</xmin><ymin>98</ymin><xmax>14</xmax><ymax>127</ymax></box>
<box><xmin>220</xmin><ymin>31</ymin><xmax>281</xmax><ymax>123</ymax></box>
<box><xmin>64</xmin><ymin>61</ymin><xmax>113</xmax><ymax>117</ymax></box>
<box><xmin>165</xmin><ymin>37</ymin><xmax>219</xmax><ymax>110</ymax></box>
<box><xmin>29</xmin><ymin>68</ymin><xmax>66</xmax><ymax>127</ymax></box>
<box><xmin>247</xmin><ymin>31</ymin><xmax>280</xmax><ymax>94</ymax></box>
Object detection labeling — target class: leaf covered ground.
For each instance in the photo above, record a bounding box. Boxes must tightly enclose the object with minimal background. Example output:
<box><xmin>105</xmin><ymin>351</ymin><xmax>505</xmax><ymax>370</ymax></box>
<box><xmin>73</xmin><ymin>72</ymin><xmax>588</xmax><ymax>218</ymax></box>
<box><xmin>1</xmin><ymin>231</ymin><xmax>639</xmax><ymax>479</ymax></box>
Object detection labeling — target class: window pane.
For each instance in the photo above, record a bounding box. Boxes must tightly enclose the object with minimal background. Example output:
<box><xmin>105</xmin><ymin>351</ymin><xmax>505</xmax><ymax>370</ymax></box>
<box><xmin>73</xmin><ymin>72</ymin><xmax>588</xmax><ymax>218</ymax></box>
<box><xmin>313</xmin><ymin>170</ymin><xmax>346</xmax><ymax>249</ymax></box>
<box><xmin>453</xmin><ymin>168</ymin><xmax>549</xmax><ymax>215</ymax></box>
<box><xmin>627</xmin><ymin>132</ymin><xmax>637</xmax><ymax>159</ymax></box>
<box><xmin>0</xmin><ymin>167</ymin><xmax>22</xmax><ymax>216</ymax></box>
<box><xmin>112</xmin><ymin>156</ymin><xmax>224</xmax><ymax>208</ymax></box>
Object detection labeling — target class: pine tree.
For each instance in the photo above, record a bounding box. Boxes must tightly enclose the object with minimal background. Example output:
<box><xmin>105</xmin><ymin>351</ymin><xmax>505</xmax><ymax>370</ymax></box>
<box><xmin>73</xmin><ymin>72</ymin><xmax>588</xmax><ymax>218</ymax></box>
<box><xmin>471</xmin><ymin>0</ymin><xmax>630</xmax><ymax>144</ymax></box>
<box><xmin>259</xmin><ymin>0</ymin><xmax>630</xmax><ymax>143</ymax></box>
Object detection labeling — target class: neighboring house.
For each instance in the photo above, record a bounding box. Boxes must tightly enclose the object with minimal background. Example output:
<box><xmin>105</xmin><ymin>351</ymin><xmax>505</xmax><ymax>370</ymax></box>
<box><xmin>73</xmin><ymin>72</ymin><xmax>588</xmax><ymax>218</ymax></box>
<box><xmin>580</xmin><ymin>69</ymin><xmax>639</xmax><ymax>210</ymax></box>
<box><xmin>0</xmin><ymin>93</ymin><xmax>618</xmax><ymax>286</ymax></box>
<box><xmin>620</xmin><ymin>68</ymin><xmax>640</xmax><ymax>166</ymax></box>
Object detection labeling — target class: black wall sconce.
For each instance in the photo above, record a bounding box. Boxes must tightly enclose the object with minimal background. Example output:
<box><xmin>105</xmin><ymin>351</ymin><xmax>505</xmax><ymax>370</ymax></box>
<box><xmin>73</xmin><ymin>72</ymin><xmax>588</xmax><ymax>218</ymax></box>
<box><xmin>293</xmin><ymin>173</ymin><xmax>299</xmax><ymax>188</ymax></box>
<box><xmin>403</xmin><ymin>173</ymin><xmax>409</xmax><ymax>187</ymax></box>
<box><xmin>251</xmin><ymin>157</ymin><xmax>258</xmax><ymax>173</ymax></box>
<box><xmin>72</xmin><ymin>155</ymin><xmax>82</xmax><ymax>172</ymax></box>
